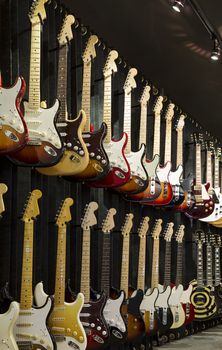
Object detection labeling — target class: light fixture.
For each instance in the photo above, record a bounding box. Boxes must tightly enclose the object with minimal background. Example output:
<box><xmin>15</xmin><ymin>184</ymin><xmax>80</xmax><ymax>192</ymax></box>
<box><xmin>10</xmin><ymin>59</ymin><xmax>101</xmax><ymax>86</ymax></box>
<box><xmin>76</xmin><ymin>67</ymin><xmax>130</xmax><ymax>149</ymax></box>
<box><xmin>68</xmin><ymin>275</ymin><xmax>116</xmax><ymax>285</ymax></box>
<box><xmin>172</xmin><ymin>0</ymin><xmax>185</xmax><ymax>13</ymax></box>
<box><xmin>211</xmin><ymin>38</ymin><xmax>220</xmax><ymax>61</ymax></box>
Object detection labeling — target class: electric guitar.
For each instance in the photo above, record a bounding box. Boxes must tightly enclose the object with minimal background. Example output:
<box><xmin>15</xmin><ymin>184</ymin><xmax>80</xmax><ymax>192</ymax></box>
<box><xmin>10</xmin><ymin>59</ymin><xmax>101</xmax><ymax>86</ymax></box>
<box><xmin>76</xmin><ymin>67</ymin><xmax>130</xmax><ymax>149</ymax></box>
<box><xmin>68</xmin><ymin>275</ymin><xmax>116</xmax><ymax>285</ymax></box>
<box><xmin>37</xmin><ymin>15</ymin><xmax>89</xmax><ymax>176</ymax></box>
<box><xmin>14</xmin><ymin>189</ymin><xmax>55</xmax><ymax>350</ymax></box>
<box><xmin>9</xmin><ymin>0</ymin><xmax>63</xmax><ymax>167</ymax></box>
<box><xmin>190</xmin><ymin>230</ymin><xmax>217</xmax><ymax>321</ymax></box>
<box><xmin>99</xmin><ymin>208</ymin><xmax>127</xmax><ymax>344</ymax></box>
<box><xmin>34</xmin><ymin>198</ymin><xmax>87</xmax><ymax>350</ymax></box>
<box><xmin>65</xmin><ymin>36</ymin><xmax>109</xmax><ymax>182</ymax></box>
<box><xmin>0</xmin><ymin>73</ymin><xmax>28</xmax><ymax>154</ymax></box>
<box><xmin>114</xmin><ymin>69</ymin><xmax>148</xmax><ymax>194</ymax></box>
<box><xmin>89</xmin><ymin>50</ymin><xmax>131</xmax><ymax>188</ymax></box>
<box><xmin>185</xmin><ymin>133</ymin><xmax>215</xmax><ymax>219</ymax></box>
<box><xmin>213</xmin><ymin>235</ymin><xmax>222</xmax><ymax>316</ymax></box>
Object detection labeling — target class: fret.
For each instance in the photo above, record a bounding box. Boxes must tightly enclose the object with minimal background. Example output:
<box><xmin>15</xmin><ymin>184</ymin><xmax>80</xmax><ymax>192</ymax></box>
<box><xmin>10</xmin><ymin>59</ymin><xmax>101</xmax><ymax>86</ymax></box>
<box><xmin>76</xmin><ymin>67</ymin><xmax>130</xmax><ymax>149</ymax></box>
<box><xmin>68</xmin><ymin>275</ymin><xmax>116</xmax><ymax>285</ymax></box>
<box><xmin>54</xmin><ymin>226</ymin><xmax>67</xmax><ymax>307</ymax></box>
<box><xmin>206</xmin><ymin>245</ymin><xmax>213</xmax><ymax>286</ymax></box>
<box><xmin>206</xmin><ymin>150</ymin><xmax>212</xmax><ymax>187</ymax></box>
<box><xmin>164</xmin><ymin>120</ymin><xmax>172</xmax><ymax>164</ymax></box>
<box><xmin>57</xmin><ymin>45</ymin><xmax>68</xmax><ymax>122</ymax></box>
<box><xmin>123</xmin><ymin>93</ymin><xmax>132</xmax><ymax>154</ymax></box>
<box><xmin>100</xmin><ymin>233</ymin><xmax>111</xmax><ymax>296</ymax></box>
<box><xmin>137</xmin><ymin>236</ymin><xmax>146</xmax><ymax>291</ymax></box>
<box><xmin>151</xmin><ymin>238</ymin><xmax>160</xmax><ymax>289</ymax></box>
<box><xmin>103</xmin><ymin>75</ymin><xmax>112</xmax><ymax>143</ymax></box>
<box><xmin>197</xmin><ymin>244</ymin><xmax>203</xmax><ymax>286</ymax></box>
<box><xmin>139</xmin><ymin>106</ymin><xmax>148</xmax><ymax>145</ymax></box>
<box><xmin>82</xmin><ymin>62</ymin><xmax>92</xmax><ymax>132</ymax></box>
<box><xmin>153</xmin><ymin>113</ymin><xmax>161</xmax><ymax>156</ymax></box>
<box><xmin>80</xmin><ymin>229</ymin><xmax>91</xmax><ymax>301</ymax></box>
<box><xmin>164</xmin><ymin>241</ymin><xmax>172</xmax><ymax>287</ymax></box>
<box><xmin>20</xmin><ymin>221</ymin><xmax>34</xmax><ymax>310</ymax></box>
<box><xmin>176</xmin><ymin>130</ymin><xmax>183</xmax><ymax>167</ymax></box>
<box><xmin>120</xmin><ymin>235</ymin><xmax>130</xmax><ymax>298</ymax></box>
<box><xmin>215</xmin><ymin>247</ymin><xmax>221</xmax><ymax>285</ymax></box>
<box><xmin>175</xmin><ymin>243</ymin><xmax>183</xmax><ymax>286</ymax></box>
<box><xmin>214</xmin><ymin>156</ymin><xmax>220</xmax><ymax>188</ymax></box>
<box><xmin>195</xmin><ymin>144</ymin><xmax>202</xmax><ymax>186</ymax></box>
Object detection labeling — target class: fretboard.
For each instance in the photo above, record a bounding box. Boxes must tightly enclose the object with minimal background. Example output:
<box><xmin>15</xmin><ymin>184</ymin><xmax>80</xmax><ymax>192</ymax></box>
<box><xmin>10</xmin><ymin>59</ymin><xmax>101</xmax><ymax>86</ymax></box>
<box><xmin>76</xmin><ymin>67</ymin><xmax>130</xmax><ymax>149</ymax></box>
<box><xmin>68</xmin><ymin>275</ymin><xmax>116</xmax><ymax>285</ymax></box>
<box><xmin>195</xmin><ymin>144</ymin><xmax>202</xmax><ymax>186</ymax></box>
<box><xmin>103</xmin><ymin>75</ymin><xmax>112</xmax><ymax>143</ymax></box>
<box><xmin>54</xmin><ymin>225</ymin><xmax>67</xmax><ymax>306</ymax></box>
<box><xmin>123</xmin><ymin>93</ymin><xmax>131</xmax><ymax>154</ymax></box>
<box><xmin>80</xmin><ymin>229</ymin><xmax>90</xmax><ymax>301</ymax></box>
<box><xmin>164</xmin><ymin>241</ymin><xmax>172</xmax><ymax>287</ymax></box>
<box><xmin>214</xmin><ymin>156</ymin><xmax>220</xmax><ymax>188</ymax></box>
<box><xmin>57</xmin><ymin>45</ymin><xmax>68</xmax><ymax>122</ymax></box>
<box><xmin>215</xmin><ymin>247</ymin><xmax>221</xmax><ymax>286</ymax></box>
<box><xmin>153</xmin><ymin>112</ymin><xmax>161</xmax><ymax>156</ymax></box>
<box><xmin>120</xmin><ymin>234</ymin><xmax>130</xmax><ymax>298</ymax></box>
<box><xmin>164</xmin><ymin>119</ymin><xmax>172</xmax><ymax>164</ymax></box>
<box><xmin>151</xmin><ymin>238</ymin><xmax>159</xmax><ymax>289</ymax></box>
<box><xmin>20</xmin><ymin>221</ymin><xmax>34</xmax><ymax>310</ymax></box>
<box><xmin>137</xmin><ymin>235</ymin><xmax>146</xmax><ymax>291</ymax></box>
<box><xmin>28</xmin><ymin>21</ymin><xmax>41</xmax><ymax>110</ymax></box>
<box><xmin>175</xmin><ymin>242</ymin><xmax>183</xmax><ymax>286</ymax></box>
<box><xmin>176</xmin><ymin>130</ymin><xmax>183</xmax><ymax>167</ymax></box>
<box><xmin>206</xmin><ymin>244</ymin><xmax>213</xmax><ymax>286</ymax></box>
<box><xmin>206</xmin><ymin>150</ymin><xmax>212</xmax><ymax>187</ymax></box>
<box><xmin>82</xmin><ymin>62</ymin><xmax>92</xmax><ymax>132</ymax></box>
<box><xmin>139</xmin><ymin>105</ymin><xmax>147</xmax><ymax>146</ymax></box>
<box><xmin>197</xmin><ymin>243</ymin><xmax>204</xmax><ymax>286</ymax></box>
<box><xmin>100</xmin><ymin>233</ymin><xmax>110</xmax><ymax>296</ymax></box>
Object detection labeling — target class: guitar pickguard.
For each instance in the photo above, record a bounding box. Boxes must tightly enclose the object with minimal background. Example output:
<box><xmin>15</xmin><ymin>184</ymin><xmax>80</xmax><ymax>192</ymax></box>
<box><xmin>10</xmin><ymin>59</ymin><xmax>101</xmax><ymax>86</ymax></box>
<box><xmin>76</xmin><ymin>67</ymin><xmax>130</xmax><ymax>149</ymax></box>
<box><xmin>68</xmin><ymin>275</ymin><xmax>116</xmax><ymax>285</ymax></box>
<box><xmin>0</xmin><ymin>301</ymin><xmax>19</xmax><ymax>350</ymax></box>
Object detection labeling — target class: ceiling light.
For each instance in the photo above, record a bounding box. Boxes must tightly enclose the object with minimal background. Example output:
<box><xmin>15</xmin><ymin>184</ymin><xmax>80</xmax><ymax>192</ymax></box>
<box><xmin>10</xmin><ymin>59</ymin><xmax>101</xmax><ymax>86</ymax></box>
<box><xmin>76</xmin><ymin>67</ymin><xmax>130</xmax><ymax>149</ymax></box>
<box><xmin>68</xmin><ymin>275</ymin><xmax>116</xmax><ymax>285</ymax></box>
<box><xmin>172</xmin><ymin>0</ymin><xmax>184</xmax><ymax>13</ymax></box>
<box><xmin>211</xmin><ymin>39</ymin><xmax>220</xmax><ymax>61</ymax></box>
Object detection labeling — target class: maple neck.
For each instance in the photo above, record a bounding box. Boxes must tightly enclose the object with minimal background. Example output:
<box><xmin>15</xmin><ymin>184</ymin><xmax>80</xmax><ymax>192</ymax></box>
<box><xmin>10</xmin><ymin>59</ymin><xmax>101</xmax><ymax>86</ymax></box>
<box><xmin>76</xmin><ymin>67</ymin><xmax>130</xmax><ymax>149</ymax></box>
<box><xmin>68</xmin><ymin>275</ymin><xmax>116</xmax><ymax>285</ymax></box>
<box><xmin>164</xmin><ymin>119</ymin><xmax>173</xmax><ymax>163</ymax></box>
<box><xmin>28</xmin><ymin>21</ymin><xmax>41</xmax><ymax>110</ymax></box>
<box><xmin>176</xmin><ymin>129</ymin><xmax>183</xmax><ymax>167</ymax></box>
<box><xmin>197</xmin><ymin>243</ymin><xmax>204</xmax><ymax>286</ymax></box>
<box><xmin>57</xmin><ymin>45</ymin><xmax>68</xmax><ymax>122</ymax></box>
<box><xmin>123</xmin><ymin>92</ymin><xmax>132</xmax><ymax>154</ymax></box>
<box><xmin>164</xmin><ymin>241</ymin><xmax>172</xmax><ymax>287</ymax></box>
<box><xmin>20</xmin><ymin>221</ymin><xmax>34</xmax><ymax>310</ymax></box>
<box><xmin>215</xmin><ymin>247</ymin><xmax>221</xmax><ymax>286</ymax></box>
<box><xmin>82</xmin><ymin>62</ymin><xmax>92</xmax><ymax>132</ymax></box>
<box><xmin>151</xmin><ymin>238</ymin><xmax>159</xmax><ymax>289</ymax></box>
<box><xmin>206</xmin><ymin>150</ymin><xmax>212</xmax><ymax>187</ymax></box>
<box><xmin>206</xmin><ymin>244</ymin><xmax>213</xmax><ymax>286</ymax></box>
<box><xmin>139</xmin><ymin>105</ymin><xmax>147</xmax><ymax>145</ymax></box>
<box><xmin>195</xmin><ymin>144</ymin><xmax>202</xmax><ymax>186</ymax></box>
<box><xmin>54</xmin><ymin>226</ymin><xmax>67</xmax><ymax>306</ymax></box>
<box><xmin>80</xmin><ymin>229</ymin><xmax>90</xmax><ymax>301</ymax></box>
<box><xmin>120</xmin><ymin>234</ymin><xmax>130</xmax><ymax>298</ymax></box>
<box><xmin>214</xmin><ymin>155</ymin><xmax>220</xmax><ymax>188</ymax></box>
<box><xmin>175</xmin><ymin>242</ymin><xmax>183</xmax><ymax>286</ymax></box>
<box><xmin>137</xmin><ymin>235</ymin><xmax>146</xmax><ymax>291</ymax></box>
<box><xmin>100</xmin><ymin>233</ymin><xmax>110</xmax><ymax>296</ymax></box>
<box><xmin>103</xmin><ymin>75</ymin><xmax>112</xmax><ymax>143</ymax></box>
<box><xmin>153</xmin><ymin>112</ymin><xmax>161</xmax><ymax>156</ymax></box>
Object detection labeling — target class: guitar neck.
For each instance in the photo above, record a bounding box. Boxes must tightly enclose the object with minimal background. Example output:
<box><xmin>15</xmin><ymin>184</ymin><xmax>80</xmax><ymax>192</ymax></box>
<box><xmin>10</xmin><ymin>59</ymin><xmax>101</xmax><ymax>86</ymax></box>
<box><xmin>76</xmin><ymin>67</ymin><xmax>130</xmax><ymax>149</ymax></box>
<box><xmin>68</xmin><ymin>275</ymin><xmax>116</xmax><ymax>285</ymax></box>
<box><xmin>153</xmin><ymin>112</ymin><xmax>161</xmax><ymax>157</ymax></box>
<box><xmin>214</xmin><ymin>156</ymin><xmax>220</xmax><ymax>188</ymax></box>
<box><xmin>137</xmin><ymin>235</ymin><xmax>146</xmax><ymax>291</ymax></box>
<box><xmin>215</xmin><ymin>247</ymin><xmax>221</xmax><ymax>286</ymax></box>
<box><xmin>103</xmin><ymin>75</ymin><xmax>112</xmax><ymax>143</ymax></box>
<box><xmin>57</xmin><ymin>45</ymin><xmax>68</xmax><ymax>122</ymax></box>
<box><xmin>139</xmin><ymin>105</ymin><xmax>147</xmax><ymax>146</ymax></box>
<box><xmin>206</xmin><ymin>150</ymin><xmax>212</xmax><ymax>187</ymax></box>
<box><xmin>54</xmin><ymin>226</ymin><xmax>67</xmax><ymax>306</ymax></box>
<box><xmin>176</xmin><ymin>129</ymin><xmax>183</xmax><ymax>167</ymax></box>
<box><xmin>197</xmin><ymin>243</ymin><xmax>204</xmax><ymax>286</ymax></box>
<box><xmin>28</xmin><ymin>21</ymin><xmax>41</xmax><ymax>110</ymax></box>
<box><xmin>164</xmin><ymin>241</ymin><xmax>171</xmax><ymax>287</ymax></box>
<box><xmin>80</xmin><ymin>228</ymin><xmax>91</xmax><ymax>301</ymax></box>
<box><xmin>195</xmin><ymin>144</ymin><xmax>202</xmax><ymax>186</ymax></box>
<box><xmin>120</xmin><ymin>234</ymin><xmax>130</xmax><ymax>298</ymax></box>
<box><xmin>206</xmin><ymin>244</ymin><xmax>213</xmax><ymax>286</ymax></box>
<box><xmin>20</xmin><ymin>221</ymin><xmax>34</xmax><ymax>309</ymax></box>
<box><xmin>100</xmin><ymin>232</ymin><xmax>110</xmax><ymax>296</ymax></box>
<box><xmin>175</xmin><ymin>242</ymin><xmax>183</xmax><ymax>286</ymax></box>
<box><xmin>123</xmin><ymin>92</ymin><xmax>131</xmax><ymax>154</ymax></box>
<box><xmin>164</xmin><ymin>119</ymin><xmax>172</xmax><ymax>164</ymax></box>
<box><xmin>82</xmin><ymin>61</ymin><xmax>92</xmax><ymax>132</ymax></box>
<box><xmin>151</xmin><ymin>238</ymin><xmax>159</xmax><ymax>289</ymax></box>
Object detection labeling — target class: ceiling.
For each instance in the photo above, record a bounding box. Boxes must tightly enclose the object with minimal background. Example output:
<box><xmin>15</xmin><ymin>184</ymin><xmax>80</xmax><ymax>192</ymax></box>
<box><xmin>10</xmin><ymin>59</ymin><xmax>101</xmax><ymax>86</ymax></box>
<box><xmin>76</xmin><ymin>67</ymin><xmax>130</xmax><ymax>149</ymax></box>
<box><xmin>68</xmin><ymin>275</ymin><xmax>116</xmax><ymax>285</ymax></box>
<box><xmin>64</xmin><ymin>0</ymin><xmax>222</xmax><ymax>141</ymax></box>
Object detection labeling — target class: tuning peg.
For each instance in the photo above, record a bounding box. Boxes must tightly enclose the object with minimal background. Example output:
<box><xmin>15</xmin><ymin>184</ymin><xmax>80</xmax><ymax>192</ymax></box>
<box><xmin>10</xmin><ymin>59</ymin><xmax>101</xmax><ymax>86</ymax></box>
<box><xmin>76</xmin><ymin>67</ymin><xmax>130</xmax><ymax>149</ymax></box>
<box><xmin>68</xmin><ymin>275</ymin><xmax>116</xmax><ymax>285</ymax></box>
<box><xmin>74</xmin><ymin>19</ymin><xmax>80</xmax><ymax>28</ymax></box>
<box><xmin>81</xmin><ymin>25</ymin><xmax>87</xmax><ymax>36</ymax></box>
<box><xmin>152</xmin><ymin>85</ymin><xmax>158</xmax><ymax>95</ymax></box>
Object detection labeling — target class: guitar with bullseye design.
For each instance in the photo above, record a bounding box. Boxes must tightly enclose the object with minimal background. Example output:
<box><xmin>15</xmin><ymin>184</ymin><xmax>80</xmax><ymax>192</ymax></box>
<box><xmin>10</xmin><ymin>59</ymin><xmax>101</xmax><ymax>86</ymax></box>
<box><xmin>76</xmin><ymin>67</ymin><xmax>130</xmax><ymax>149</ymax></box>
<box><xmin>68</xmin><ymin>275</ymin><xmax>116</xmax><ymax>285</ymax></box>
<box><xmin>14</xmin><ymin>189</ymin><xmax>55</xmax><ymax>350</ymax></box>
<box><xmin>37</xmin><ymin>14</ymin><xmax>89</xmax><ymax>176</ymax></box>
<box><xmin>9</xmin><ymin>0</ymin><xmax>63</xmax><ymax>167</ymax></box>
<box><xmin>34</xmin><ymin>198</ymin><xmax>87</xmax><ymax>350</ymax></box>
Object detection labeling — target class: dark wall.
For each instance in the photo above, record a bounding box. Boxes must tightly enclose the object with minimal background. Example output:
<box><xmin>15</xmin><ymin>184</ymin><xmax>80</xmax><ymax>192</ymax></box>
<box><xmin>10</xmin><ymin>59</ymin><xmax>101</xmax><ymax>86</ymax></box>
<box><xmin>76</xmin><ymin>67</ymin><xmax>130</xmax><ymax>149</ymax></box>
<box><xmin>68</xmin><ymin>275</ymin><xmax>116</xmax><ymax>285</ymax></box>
<box><xmin>0</xmin><ymin>0</ymin><xmax>219</xmax><ymax>305</ymax></box>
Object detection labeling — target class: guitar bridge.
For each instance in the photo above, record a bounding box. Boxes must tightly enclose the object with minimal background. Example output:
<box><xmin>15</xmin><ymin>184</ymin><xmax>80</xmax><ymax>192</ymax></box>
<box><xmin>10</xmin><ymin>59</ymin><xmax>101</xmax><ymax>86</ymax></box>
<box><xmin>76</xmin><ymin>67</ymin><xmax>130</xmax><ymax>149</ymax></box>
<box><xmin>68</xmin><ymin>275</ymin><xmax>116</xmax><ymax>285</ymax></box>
<box><xmin>17</xmin><ymin>341</ymin><xmax>32</xmax><ymax>350</ymax></box>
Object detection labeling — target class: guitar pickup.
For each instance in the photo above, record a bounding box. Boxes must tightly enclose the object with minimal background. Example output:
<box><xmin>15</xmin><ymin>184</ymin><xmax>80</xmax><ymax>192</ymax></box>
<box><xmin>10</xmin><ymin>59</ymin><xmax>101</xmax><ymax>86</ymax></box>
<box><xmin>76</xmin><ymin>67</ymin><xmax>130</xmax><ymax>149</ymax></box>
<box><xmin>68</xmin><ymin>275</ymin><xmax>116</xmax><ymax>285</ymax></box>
<box><xmin>27</xmin><ymin>140</ymin><xmax>42</xmax><ymax>146</ymax></box>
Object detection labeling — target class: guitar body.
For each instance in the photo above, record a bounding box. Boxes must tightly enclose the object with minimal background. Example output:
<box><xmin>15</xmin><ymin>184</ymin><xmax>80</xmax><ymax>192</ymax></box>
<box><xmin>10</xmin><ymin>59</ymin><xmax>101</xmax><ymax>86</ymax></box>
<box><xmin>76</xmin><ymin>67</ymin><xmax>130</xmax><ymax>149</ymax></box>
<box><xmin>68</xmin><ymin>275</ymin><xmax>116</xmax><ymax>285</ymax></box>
<box><xmin>0</xmin><ymin>301</ymin><xmax>19</xmax><ymax>350</ymax></box>
<box><xmin>156</xmin><ymin>285</ymin><xmax>174</xmax><ymax>334</ymax></box>
<box><xmin>89</xmin><ymin>133</ymin><xmax>131</xmax><ymax>188</ymax></box>
<box><xmin>0</xmin><ymin>77</ymin><xmax>28</xmax><ymax>154</ymax></box>
<box><xmin>167</xmin><ymin>165</ymin><xmax>185</xmax><ymax>206</ymax></box>
<box><xmin>140</xmin><ymin>288</ymin><xmax>160</xmax><ymax>336</ymax></box>
<box><xmin>14</xmin><ymin>294</ymin><xmax>55</xmax><ymax>350</ymax></box>
<box><xmin>126</xmin><ymin>288</ymin><xmax>145</xmax><ymax>343</ymax></box>
<box><xmin>64</xmin><ymin>123</ymin><xmax>110</xmax><ymax>182</ymax></box>
<box><xmin>213</xmin><ymin>285</ymin><xmax>222</xmax><ymax>318</ymax></box>
<box><xmin>185</xmin><ymin>183</ymin><xmax>215</xmax><ymax>219</ymax></box>
<box><xmin>200</xmin><ymin>188</ymin><xmax>222</xmax><ymax>223</ymax></box>
<box><xmin>8</xmin><ymin>100</ymin><xmax>63</xmax><ymax>167</ymax></box>
<box><xmin>37</xmin><ymin>110</ymin><xmax>89</xmax><ymax>176</ymax></box>
<box><xmin>180</xmin><ymin>284</ymin><xmax>195</xmax><ymax>325</ymax></box>
<box><xmin>168</xmin><ymin>285</ymin><xmax>185</xmax><ymax>329</ymax></box>
<box><xmin>114</xmin><ymin>144</ymin><xmax>148</xmax><ymax>194</ymax></box>
<box><xmin>174</xmin><ymin>175</ymin><xmax>195</xmax><ymax>211</ymax></box>
<box><xmin>190</xmin><ymin>280</ymin><xmax>217</xmax><ymax>321</ymax></box>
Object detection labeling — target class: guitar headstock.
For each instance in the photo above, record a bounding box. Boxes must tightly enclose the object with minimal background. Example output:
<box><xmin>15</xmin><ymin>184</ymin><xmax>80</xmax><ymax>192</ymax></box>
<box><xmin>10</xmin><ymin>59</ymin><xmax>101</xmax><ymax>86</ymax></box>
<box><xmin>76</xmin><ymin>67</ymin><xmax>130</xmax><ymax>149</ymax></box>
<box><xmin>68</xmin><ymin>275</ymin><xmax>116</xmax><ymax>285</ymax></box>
<box><xmin>214</xmin><ymin>147</ymin><xmax>222</xmax><ymax>160</ymax></box>
<box><xmin>58</xmin><ymin>14</ymin><xmax>75</xmax><ymax>46</ymax></box>
<box><xmin>214</xmin><ymin>234</ymin><xmax>221</xmax><ymax>248</ymax></box>
<box><xmin>163</xmin><ymin>222</ymin><xmax>174</xmax><ymax>242</ymax></box>
<box><xmin>56</xmin><ymin>198</ymin><xmax>74</xmax><ymax>227</ymax></box>
<box><xmin>151</xmin><ymin>219</ymin><xmax>163</xmax><ymax>240</ymax></box>
<box><xmin>29</xmin><ymin>0</ymin><xmax>48</xmax><ymax>24</ymax></box>
<box><xmin>81</xmin><ymin>202</ymin><xmax>99</xmax><ymax>230</ymax></box>
<box><xmin>153</xmin><ymin>95</ymin><xmax>164</xmax><ymax>115</ymax></box>
<box><xmin>121</xmin><ymin>213</ymin><xmax>134</xmax><ymax>237</ymax></box>
<box><xmin>0</xmin><ymin>184</ymin><xmax>8</xmax><ymax>216</ymax></box>
<box><xmin>175</xmin><ymin>225</ymin><xmax>185</xmax><ymax>243</ymax></box>
<box><xmin>194</xmin><ymin>229</ymin><xmax>205</xmax><ymax>245</ymax></box>
<box><xmin>82</xmin><ymin>35</ymin><xmax>99</xmax><ymax>64</ymax></box>
<box><xmin>204</xmin><ymin>140</ymin><xmax>214</xmax><ymax>153</ymax></box>
<box><xmin>123</xmin><ymin>68</ymin><xmax>138</xmax><ymax>94</ymax></box>
<box><xmin>138</xmin><ymin>216</ymin><xmax>150</xmax><ymax>238</ymax></box>
<box><xmin>139</xmin><ymin>85</ymin><xmax>151</xmax><ymax>107</ymax></box>
<box><xmin>165</xmin><ymin>103</ymin><xmax>175</xmax><ymax>122</ymax></box>
<box><xmin>101</xmin><ymin>208</ymin><xmax>116</xmax><ymax>233</ymax></box>
<box><xmin>176</xmin><ymin>114</ymin><xmax>186</xmax><ymax>132</ymax></box>
<box><xmin>22</xmin><ymin>189</ymin><xmax>42</xmax><ymax>222</ymax></box>
<box><xmin>103</xmin><ymin>50</ymin><xmax>118</xmax><ymax>78</ymax></box>
<box><xmin>193</xmin><ymin>133</ymin><xmax>204</xmax><ymax>145</ymax></box>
